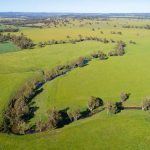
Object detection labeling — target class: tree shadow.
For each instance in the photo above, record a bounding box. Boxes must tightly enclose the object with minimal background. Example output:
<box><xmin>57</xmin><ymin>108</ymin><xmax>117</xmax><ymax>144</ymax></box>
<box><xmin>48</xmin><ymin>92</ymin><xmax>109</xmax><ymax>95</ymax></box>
<box><xmin>22</xmin><ymin>88</ymin><xmax>43</xmax><ymax>122</ymax></box>
<box><xmin>58</xmin><ymin>107</ymin><xmax>70</xmax><ymax>128</ymax></box>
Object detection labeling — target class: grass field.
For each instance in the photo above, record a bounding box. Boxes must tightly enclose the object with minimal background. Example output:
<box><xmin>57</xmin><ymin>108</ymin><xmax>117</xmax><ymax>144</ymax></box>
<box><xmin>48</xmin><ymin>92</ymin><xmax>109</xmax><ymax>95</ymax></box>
<box><xmin>0</xmin><ymin>42</ymin><xmax>20</xmax><ymax>54</ymax></box>
<box><xmin>1</xmin><ymin>18</ymin><xmax>150</xmax><ymax>149</ymax></box>
<box><xmin>0</xmin><ymin>110</ymin><xmax>150</xmax><ymax>150</ymax></box>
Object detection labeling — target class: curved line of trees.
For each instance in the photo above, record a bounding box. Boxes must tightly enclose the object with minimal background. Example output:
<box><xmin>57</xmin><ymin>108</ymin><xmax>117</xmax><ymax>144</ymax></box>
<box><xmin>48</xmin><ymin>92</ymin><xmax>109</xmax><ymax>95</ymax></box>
<box><xmin>38</xmin><ymin>36</ymin><xmax>116</xmax><ymax>48</ymax></box>
<box><xmin>0</xmin><ymin>43</ymin><xmax>128</xmax><ymax>135</ymax></box>
<box><xmin>108</xmin><ymin>41</ymin><xmax>126</xmax><ymax>56</ymax></box>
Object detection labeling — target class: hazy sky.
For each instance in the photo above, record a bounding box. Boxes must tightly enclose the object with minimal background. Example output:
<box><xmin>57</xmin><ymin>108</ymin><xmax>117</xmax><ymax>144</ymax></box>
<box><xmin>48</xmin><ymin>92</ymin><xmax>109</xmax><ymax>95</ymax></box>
<box><xmin>0</xmin><ymin>0</ymin><xmax>150</xmax><ymax>13</ymax></box>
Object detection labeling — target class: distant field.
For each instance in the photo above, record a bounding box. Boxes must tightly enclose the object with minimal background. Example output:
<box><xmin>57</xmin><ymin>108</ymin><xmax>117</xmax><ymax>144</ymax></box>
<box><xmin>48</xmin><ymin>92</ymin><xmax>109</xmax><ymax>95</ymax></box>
<box><xmin>1</xmin><ymin>18</ymin><xmax>150</xmax><ymax>149</ymax></box>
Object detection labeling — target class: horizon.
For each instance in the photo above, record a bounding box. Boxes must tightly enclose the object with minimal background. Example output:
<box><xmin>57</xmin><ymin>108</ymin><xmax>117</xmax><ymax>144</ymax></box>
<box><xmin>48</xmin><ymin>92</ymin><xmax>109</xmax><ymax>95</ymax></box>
<box><xmin>1</xmin><ymin>12</ymin><xmax>150</xmax><ymax>14</ymax></box>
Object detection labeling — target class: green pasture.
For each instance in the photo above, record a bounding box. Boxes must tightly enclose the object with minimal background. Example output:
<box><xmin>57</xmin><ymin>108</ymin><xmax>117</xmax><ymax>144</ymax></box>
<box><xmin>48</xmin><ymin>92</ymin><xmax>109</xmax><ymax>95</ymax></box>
<box><xmin>1</xmin><ymin>110</ymin><xmax>150</xmax><ymax>150</ymax></box>
<box><xmin>0</xmin><ymin>42</ymin><xmax>20</xmax><ymax>54</ymax></box>
<box><xmin>0</xmin><ymin>18</ymin><xmax>150</xmax><ymax>149</ymax></box>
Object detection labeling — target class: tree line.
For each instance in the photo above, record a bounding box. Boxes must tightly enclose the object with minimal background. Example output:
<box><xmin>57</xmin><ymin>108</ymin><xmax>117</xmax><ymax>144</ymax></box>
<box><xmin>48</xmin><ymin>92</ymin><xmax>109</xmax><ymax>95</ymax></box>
<box><xmin>0</xmin><ymin>28</ymin><xmax>19</xmax><ymax>32</ymax></box>
<box><xmin>122</xmin><ymin>24</ymin><xmax>150</xmax><ymax>30</ymax></box>
<box><xmin>0</xmin><ymin>33</ymin><xmax>34</xmax><ymax>49</ymax></box>
<box><xmin>38</xmin><ymin>35</ymin><xmax>116</xmax><ymax>48</ymax></box>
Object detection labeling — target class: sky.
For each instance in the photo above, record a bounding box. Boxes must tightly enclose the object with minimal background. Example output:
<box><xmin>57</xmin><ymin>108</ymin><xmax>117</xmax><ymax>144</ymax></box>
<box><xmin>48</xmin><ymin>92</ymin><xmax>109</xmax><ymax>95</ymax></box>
<box><xmin>0</xmin><ymin>0</ymin><xmax>150</xmax><ymax>13</ymax></box>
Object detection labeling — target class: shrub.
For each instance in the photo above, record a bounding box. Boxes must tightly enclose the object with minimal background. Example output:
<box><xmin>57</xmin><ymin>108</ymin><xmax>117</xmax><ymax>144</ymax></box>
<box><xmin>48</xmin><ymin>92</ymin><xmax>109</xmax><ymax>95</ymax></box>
<box><xmin>106</xmin><ymin>102</ymin><xmax>122</xmax><ymax>114</ymax></box>
<box><xmin>88</xmin><ymin>96</ymin><xmax>103</xmax><ymax>112</ymax></box>
<box><xmin>108</xmin><ymin>41</ymin><xmax>126</xmax><ymax>57</ymax></box>
<box><xmin>35</xmin><ymin>119</ymin><xmax>46</xmax><ymax>132</ymax></box>
<box><xmin>11</xmin><ymin>34</ymin><xmax>34</xmax><ymax>49</ymax></box>
<box><xmin>38</xmin><ymin>42</ymin><xmax>45</xmax><ymax>47</ymax></box>
<box><xmin>74</xmin><ymin>57</ymin><xmax>87</xmax><ymax>67</ymax></box>
<box><xmin>98</xmin><ymin>51</ymin><xmax>108</xmax><ymax>60</ymax></box>
<box><xmin>3</xmin><ymin>97</ymin><xmax>30</xmax><ymax>134</ymax></box>
<box><xmin>120</xmin><ymin>92</ymin><xmax>129</xmax><ymax>102</ymax></box>
<box><xmin>108</xmin><ymin>51</ymin><xmax>118</xmax><ymax>56</ymax></box>
<box><xmin>129</xmin><ymin>40</ymin><xmax>136</xmax><ymax>44</ymax></box>
<box><xmin>67</xmin><ymin>109</ymin><xmax>81</xmax><ymax>121</ymax></box>
<box><xmin>91</xmin><ymin>52</ymin><xmax>99</xmax><ymax>58</ymax></box>
<box><xmin>142</xmin><ymin>97</ymin><xmax>150</xmax><ymax>111</ymax></box>
<box><xmin>47</xmin><ymin>108</ymin><xmax>62</xmax><ymax>129</ymax></box>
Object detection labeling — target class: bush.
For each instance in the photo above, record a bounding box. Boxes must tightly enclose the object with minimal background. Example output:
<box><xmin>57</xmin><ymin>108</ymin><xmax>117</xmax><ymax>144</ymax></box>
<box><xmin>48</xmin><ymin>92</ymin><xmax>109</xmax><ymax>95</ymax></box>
<box><xmin>35</xmin><ymin>119</ymin><xmax>46</xmax><ymax>132</ymax></box>
<box><xmin>129</xmin><ymin>40</ymin><xmax>136</xmax><ymax>44</ymax></box>
<box><xmin>3</xmin><ymin>97</ymin><xmax>30</xmax><ymax>134</ymax></box>
<box><xmin>88</xmin><ymin>96</ymin><xmax>103</xmax><ymax>112</ymax></box>
<box><xmin>67</xmin><ymin>109</ymin><xmax>81</xmax><ymax>121</ymax></box>
<box><xmin>106</xmin><ymin>101</ymin><xmax>122</xmax><ymax>114</ymax></box>
<box><xmin>74</xmin><ymin>57</ymin><xmax>87</xmax><ymax>67</ymax></box>
<box><xmin>108</xmin><ymin>51</ymin><xmax>118</xmax><ymax>56</ymax></box>
<box><xmin>108</xmin><ymin>41</ymin><xmax>126</xmax><ymax>57</ymax></box>
<box><xmin>91</xmin><ymin>52</ymin><xmax>99</xmax><ymax>58</ymax></box>
<box><xmin>10</xmin><ymin>34</ymin><xmax>34</xmax><ymax>49</ymax></box>
<box><xmin>98</xmin><ymin>51</ymin><xmax>108</xmax><ymax>60</ymax></box>
<box><xmin>120</xmin><ymin>92</ymin><xmax>129</xmax><ymax>102</ymax></box>
<box><xmin>47</xmin><ymin>108</ymin><xmax>62</xmax><ymax>129</ymax></box>
<box><xmin>142</xmin><ymin>98</ymin><xmax>150</xmax><ymax>111</ymax></box>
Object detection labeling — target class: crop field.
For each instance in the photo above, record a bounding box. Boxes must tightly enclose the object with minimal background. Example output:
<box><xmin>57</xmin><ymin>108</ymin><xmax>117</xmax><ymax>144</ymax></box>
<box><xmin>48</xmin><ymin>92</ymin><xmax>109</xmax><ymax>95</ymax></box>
<box><xmin>1</xmin><ymin>17</ymin><xmax>150</xmax><ymax>149</ymax></box>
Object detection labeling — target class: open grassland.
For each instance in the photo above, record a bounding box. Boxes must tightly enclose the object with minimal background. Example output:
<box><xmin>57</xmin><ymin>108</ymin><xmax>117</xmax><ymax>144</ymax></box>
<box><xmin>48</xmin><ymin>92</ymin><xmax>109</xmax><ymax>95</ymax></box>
<box><xmin>1</xmin><ymin>18</ymin><xmax>150</xmax><ymax>149</ymax></box>
<box><xmin>0</xmin><ymin>42</ymin><xmax>20</xmax><ymax>54</ymax></box>
<box><xmin>1</xmin><ymin>110</ymin><xmax>150</xmax><ymax>150</ymax></box>
<box><xmin>0</xmin><ymin>41</ymin><xmax>112</xmax><ymax>121</ymax></box>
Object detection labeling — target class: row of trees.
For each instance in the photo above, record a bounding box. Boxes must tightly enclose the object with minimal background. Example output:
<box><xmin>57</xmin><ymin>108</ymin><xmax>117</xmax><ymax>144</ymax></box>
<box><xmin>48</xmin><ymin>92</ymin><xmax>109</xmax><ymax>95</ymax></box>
<box><xmin>11</xmin><ymin>34</ymin><xmax>34</xmax><ymax>49</ymax></box>
<box><xmin>0</xmin><ymin>33</ymin><xmax>34</xmax><ymax>49</ymax></box>
<box><xmin>38</xmin><ymin>36</ymin><xmax>115</xmax><ymax>48</ymax></box>
<box><xmin>0</xmin><ymin>28</ymin><xmax>19</xmax><ymax>32</ymax></box>
<box><xmin>91</xmin><ymin>51</ymin><xmax>108</xmax><ymax>60</ymax></box>
<box><xmin>122</xmin><ymin>25</ymin><xmax>150</xmax><ymax>30</ymax></box>
<box><xmin>108</xmin><ymin>41</ymin><xmax>126</xmax><ymax>56</ymax></box>
<box><xmin>111</xmin><ymin>31</ymin><xmax>122</xmax><ymax>35</ymax></box>
<box><xmin>35</xmin><ymin>92</ymin><xmax>131</xmax><ymax>133</ymax></box>
<box><xmin>35</xmin><ymin>96</ymin><xmax>104</xmax><ymax>133</ymax></box>
<box><xmin>0</xmin><ymin>46</ymin><xmax>129</xmax><ymax>134</ymax></box>
<box><xmin>0</xmin><ymin>74</ymin><xmax>44</xmax><ymax>134</ymax></box>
